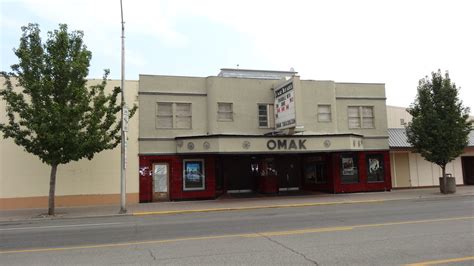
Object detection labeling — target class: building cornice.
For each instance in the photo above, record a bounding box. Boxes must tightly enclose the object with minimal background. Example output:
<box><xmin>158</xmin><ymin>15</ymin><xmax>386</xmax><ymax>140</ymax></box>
<box><xmin>336</xmin><ymin>96</ymin><xmax>386</xmax><ymax>100</ymax></box>
<box><xmin>138</xmin><ymin>91</ymin><xmax>207</xmax><ymax>96</ymax></box>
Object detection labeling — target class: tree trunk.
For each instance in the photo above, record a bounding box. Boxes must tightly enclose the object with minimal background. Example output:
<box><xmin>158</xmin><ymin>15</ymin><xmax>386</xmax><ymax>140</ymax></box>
<box><xmin>441</xmin><ymin>164</ymin><xmax>447</xmax><ymax>194</ymax></box>
<box><xmin>48</xmin><ymin>164</ymin><xmax>58</xmax><ymax>215</ymax></box>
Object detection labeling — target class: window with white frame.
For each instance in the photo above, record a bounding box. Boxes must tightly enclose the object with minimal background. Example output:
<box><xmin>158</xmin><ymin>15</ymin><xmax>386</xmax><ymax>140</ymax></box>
<box><xmin>348</xmin><ymin>106</ymin><xmax>375</xmax><ymax>129</ymax></box>
<box><xmin>157</xmin><ymin>102</ymin><xmax>173</xmax><ymax>128</ymax></box>
<box><xmin>175</xmin><ymin>103</ymin><xmax>192</xmax><ymax>129</ymax></box>
<box><xmin>217</xmin><ymin>102</ymin><xmax>233</xmax><ymax>121</ymax></box>
<box><xmin>361</xmin><ymin>106</ymin><xmax>374</xmax><ymax>128</ymax></box>
<box><xmin>317</xmin><ymin>104</ymin><xmax>332</xmax><ymax>122</ymax></box>
<box><xmin>258</xmin><ymin>104</ymin><xmax>275</xmax><ymax>128</ymax></box>
<box><xmin>156</xmin><ymin>102</ymin><xmax>192</xmax><ymax>129</ymax></box>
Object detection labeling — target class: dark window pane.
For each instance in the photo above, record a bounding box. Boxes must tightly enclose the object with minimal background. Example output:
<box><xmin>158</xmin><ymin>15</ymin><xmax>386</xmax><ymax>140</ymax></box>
<box><xmin>367</xmin><ymin>154</ymin><xmax>384</xmax><ymax>182</ymax></box>
<box><xmin>258</xmin><ymin>104</ymin><xmax>268</xmax><ymax>127</ymax></box>
<box><xmin>341</xmin><ymin>154</ymin><xmax>359</xmax><ymax>184</ymax></box>
<box><xmin>304</xmin><ymin>156</ymin><xmax>327</xmax><ymax>184</ymax></box>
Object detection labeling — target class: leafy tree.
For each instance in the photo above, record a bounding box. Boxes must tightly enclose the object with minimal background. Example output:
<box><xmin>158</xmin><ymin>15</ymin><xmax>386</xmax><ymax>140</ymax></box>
<box><xmin>0</xmin><ymin>23</ymin><xmax>136</xmax><ymax>215</ymax></box>
<box><xmin>406</xmin><ymin>70</ymin><xmax>472</xmax><ymax>193</ymax></box>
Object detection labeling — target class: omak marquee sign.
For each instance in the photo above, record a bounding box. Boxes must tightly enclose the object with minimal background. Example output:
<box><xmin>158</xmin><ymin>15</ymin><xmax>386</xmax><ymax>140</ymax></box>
<box><xmin>266</xmin><ymin>139</ymin><xmax>307</xmax><ymax>150</ymax></box>
<box><xmin>274</xmin><ymin>81</ymin><xmax>296</xmax><ymax>130</ymax></box>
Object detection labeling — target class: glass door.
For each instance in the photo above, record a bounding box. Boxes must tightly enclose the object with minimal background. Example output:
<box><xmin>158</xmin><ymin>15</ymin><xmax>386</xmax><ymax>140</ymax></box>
<box><xmin>153</xmin><ymin>163</ymin><xmax>169</xmax><ymax>200</ymax></box>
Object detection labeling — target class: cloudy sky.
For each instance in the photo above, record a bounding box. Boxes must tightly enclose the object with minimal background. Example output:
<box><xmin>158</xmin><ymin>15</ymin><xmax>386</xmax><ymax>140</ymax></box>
<box><xmin>1</xmin><ymin>0</ymin><xmax>472</xmax><ymax>110</ymax></box>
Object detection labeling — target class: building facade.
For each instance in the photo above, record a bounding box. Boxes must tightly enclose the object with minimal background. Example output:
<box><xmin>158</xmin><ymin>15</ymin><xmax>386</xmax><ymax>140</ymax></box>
<box><xmin>0</xmin><ymin>78</ymin><xmax>140</xmax><ymax>210</ymax></box>
<box><xmin>138</xmin><ymin>69</ymin><xmax>392</xmax><ymax>202</ymax></box>
<box><xmin>387</xmin><ymin>106</ymin><xmax>474</xmax><ymax>188</ymax></box>
<box><xmin>0</xmin><ymin>69</ymin><xmax>394</xmax><ymax>209</ymax></box>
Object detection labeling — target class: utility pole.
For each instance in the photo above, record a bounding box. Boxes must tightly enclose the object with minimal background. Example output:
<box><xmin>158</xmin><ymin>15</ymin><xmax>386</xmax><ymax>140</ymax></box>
<box><xmin>119</xmin><ymin>0</ymin><xmax>128</xmax><ymax>214</ymax></box>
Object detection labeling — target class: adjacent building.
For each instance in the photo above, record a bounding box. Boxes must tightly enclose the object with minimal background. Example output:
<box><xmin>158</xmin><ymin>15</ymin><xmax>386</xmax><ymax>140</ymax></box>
<box><xmin>387</xmin><ymin>106</ymin><xmax>474</xmax><ymax>188</ymax></box>
<box><xmin>11</xmin><ymin>68</ymin><xmax>473</xmax><ymax>210</ymax></box>
<box><xmin>0</xmin><ymin>78</ymin><xmax>140</xmax><ymax>209</ymax></box>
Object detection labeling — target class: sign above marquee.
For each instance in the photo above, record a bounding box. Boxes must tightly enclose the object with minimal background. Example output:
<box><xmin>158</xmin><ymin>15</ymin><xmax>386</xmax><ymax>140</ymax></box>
<box><xmin>274</xmin><ymin>81</ymin><xmax>296</xmax><ymax>130</ymax></box>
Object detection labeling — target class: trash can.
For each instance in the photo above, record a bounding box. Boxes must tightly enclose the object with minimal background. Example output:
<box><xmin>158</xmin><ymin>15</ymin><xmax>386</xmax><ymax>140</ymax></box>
<box><xmin>439</xmin><ymin>174</ymin><xmax>456</xmax><ymax>194</ymax></box>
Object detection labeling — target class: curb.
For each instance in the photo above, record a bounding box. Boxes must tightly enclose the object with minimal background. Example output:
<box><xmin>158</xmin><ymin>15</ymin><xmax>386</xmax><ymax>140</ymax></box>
<box><xmin>0</xmin><ymin>212</ymin><xmax>133</xmax><ymax>223</ymax></box>
<box><xmin>132</xmin><ymin>193</ymin><xmax>474</xmax><ymax>216</ymax></box>
<box><xmin>133</xmin><ymin>199</ymin><xmax>387</xmax><ymax>216</ymax></box>
<box><xmin>1</xmin><ymin>193</ymin><xmax>472</xmax><ymax>222</ymax></box>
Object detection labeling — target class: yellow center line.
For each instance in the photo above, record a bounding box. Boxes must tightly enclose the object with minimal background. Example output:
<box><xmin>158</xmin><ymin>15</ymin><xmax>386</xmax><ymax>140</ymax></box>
<box><xmin>354</xmin><ymin>216</ymin><xmax>474</xmax><ymax>229</ymax></box>
<box><xmin>1</xmin><ymin>216</ymin><xmax>472</xmax><ymax>255</ymax></box>
<box><xmin>405</xmin><ymin>256</ymin><xmax>474</xmax><ymax>266</ymax></box>
<box><xmin>257</xmin><ymin>226</ymin><xmax>355</xmax><ymax>237</ymax></box>
<box><xmin>0</xmin><ymin>233</ymin><xmax>259</xmax><ymax>255</ymax></box>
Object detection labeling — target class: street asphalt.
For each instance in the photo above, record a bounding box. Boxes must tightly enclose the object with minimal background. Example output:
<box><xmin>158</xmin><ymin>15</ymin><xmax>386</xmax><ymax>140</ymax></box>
<box><xmin>1</xmin><ymin>196</ymin><xmax>473</xmax><ymax>265</ymax></box>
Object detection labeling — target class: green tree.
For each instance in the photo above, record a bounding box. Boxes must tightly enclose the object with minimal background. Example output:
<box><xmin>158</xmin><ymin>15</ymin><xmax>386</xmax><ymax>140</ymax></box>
<box><xmin>0</xmin><ymin>23</ymin><xmax>136</xmax><ymax>215</ymax></box>
<box><xmin>406</xmin><ymin>70</ymin><xmax>472</xmax><ymax>193</ymax></box>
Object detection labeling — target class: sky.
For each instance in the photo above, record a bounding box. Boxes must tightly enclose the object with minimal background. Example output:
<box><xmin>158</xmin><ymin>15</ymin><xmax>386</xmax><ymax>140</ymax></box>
<box><xmin>1</xmin><ymin>0</ymin><xmax>473</xmax><ymax>110</ymax></box>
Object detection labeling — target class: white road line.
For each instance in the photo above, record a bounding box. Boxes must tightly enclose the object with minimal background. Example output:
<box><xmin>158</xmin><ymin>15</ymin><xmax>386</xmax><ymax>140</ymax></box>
<box><xmin>0</xmin><ymin>222</ymin><xmax>124</xmax><ymax>231</ymax></box>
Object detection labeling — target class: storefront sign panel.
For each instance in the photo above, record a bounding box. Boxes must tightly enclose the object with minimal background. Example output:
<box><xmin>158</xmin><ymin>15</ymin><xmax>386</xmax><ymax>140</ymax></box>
<box><xmin>266</xmin><ymin>139</ymin><xmax>307</xmax><ymax>150</ymax></box>
<box><xmin>176</xmin><ymin>136</ymin><xmax>365</xmax><ymax>154</ymax></box>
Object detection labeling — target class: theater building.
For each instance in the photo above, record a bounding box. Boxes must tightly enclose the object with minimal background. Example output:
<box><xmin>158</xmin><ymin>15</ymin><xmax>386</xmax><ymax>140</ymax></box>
<box><xmin>138</xmin><ymin>69</ymin><xmax>391</xmax><ymax>202</ymax></box>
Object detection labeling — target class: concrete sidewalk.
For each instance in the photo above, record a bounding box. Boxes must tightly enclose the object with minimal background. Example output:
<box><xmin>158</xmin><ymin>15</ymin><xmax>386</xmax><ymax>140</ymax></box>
<box><xmin>1</xmin><ymin>187</ymin><xmax>473</xmax><ymax>222</ymax></box>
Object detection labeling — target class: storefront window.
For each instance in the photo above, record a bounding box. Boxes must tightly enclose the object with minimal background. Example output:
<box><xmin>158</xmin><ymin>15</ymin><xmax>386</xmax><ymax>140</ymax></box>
<box><xmin>341</xmin><ymin>154</ymin><xmax>359</xmax><ymax>184</ymax></box>
<box><xmin>367</xmin><ymin>154</ymin><xmax>384</xmax><ymax>182</ymax></box>
<box><xmin>259</xmin><ymin>158</ymin><xmax>277</xmax><ymax>176</ymax></box>
<box><xmin>304</xmin><ymin>156</ymin><xmax>327</xmax><ymax>184</ymax></box>
<box><xmin>183</xmin><ymin>159</ymin><xmax>205</xmax><ymax>191</ymax></box>
<box><xmin>251</xmin><ymin>157</ymin><xmax>259</xmax><ymax>176</ymax></box>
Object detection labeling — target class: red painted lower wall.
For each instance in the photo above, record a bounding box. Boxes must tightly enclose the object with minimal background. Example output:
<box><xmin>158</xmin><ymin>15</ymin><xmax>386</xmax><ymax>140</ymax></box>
<box><xmin>333</xmin><ymin>151</ymin><xmax>392</xmax><ymax>193</ymax></box>
<box><xmin>139</xmin><ymin>155</ymin><xmax>216</xmax><ymax>202</ymax></box>
<box><xmin>139</xmin><ymin>150</ymin><xmax>391</xmax><ymax>202</ymax></box>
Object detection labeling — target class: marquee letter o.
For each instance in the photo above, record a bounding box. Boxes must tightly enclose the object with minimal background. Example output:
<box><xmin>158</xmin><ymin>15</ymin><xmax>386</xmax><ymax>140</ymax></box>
<box><xmin>267</xmin><ymin>140</ymin><xmax>276</xmax><ymax>150</ymax></box>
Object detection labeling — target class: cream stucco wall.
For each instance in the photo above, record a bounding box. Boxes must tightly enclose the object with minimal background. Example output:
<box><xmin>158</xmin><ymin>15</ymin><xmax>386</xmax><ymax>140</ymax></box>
<box><xmin>205</xmin><ymin>76</ymin><xmax>279</xmax><ymax>135</ymax></box>
<box><xmin>387</xmin><ymin>105</ymin><xmax>412</xmax><ymax>128</ymax></box>
<box><xmin>298</xmin><ymin>79</ymin><xmax>337</xmax><ymax>133</ymax></box>
<box><xmin>390</xmin><ymin>150</ymin><xmax>468</xmax><ymax>188</ymax></box>
<box><xmin>335</xmin><ymin>82</ymin><xmax>387</xmax><ymax>137</ymax></box>
<box><xmin>0</xmin><ymin>78</ymin><xmax>139</xmax><ymax>201</ymax></box>
<box><xmin>387</xmin><ymin>105</ymin><xmax>473</xmax><ymax>187</ymax></box>
<box><xmin>139</xmin><ymin>74</ymin><xmax>208</xmax><ymax>139</ymax></box>
<box><xmin>412</xmin><ymin>151</ymin><xmax>469</xmax><ymax>186</ymax></box>
<box><xmin>387</xmin><ymin>105</ymin><xmax>473</xmax><ymax>128</ymax></box>
<box><xmin>390</xmin><ymin>152</ymin><xmax>411</xmax><ymax>187</ymax></box>
<box><xmin>139</xmin><ymin>74</ymin><xmax>389</xmax><ymax>154</ymax></box>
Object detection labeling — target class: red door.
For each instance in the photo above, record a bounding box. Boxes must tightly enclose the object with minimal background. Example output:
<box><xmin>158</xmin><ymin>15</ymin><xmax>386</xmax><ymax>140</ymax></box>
<box><xmin>139</xmin><ymin>170</ymin><xmax>153</xmax><ymax>203</ymax></box>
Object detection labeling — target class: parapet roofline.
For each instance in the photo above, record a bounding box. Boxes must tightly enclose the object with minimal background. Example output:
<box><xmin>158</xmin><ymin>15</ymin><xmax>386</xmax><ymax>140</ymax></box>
<box><xmin>219</xmin><ymin>68</ymin><xmax>298</xmax><ymax>74</ymax></box>
<box><xmin>386</xmin><ymin>105</ymin><xmax>409</xmax><ymax>109</ymax></box>
<box><xmin>335</xmin><ymin>81</ymin><xmax>385</xmax><ymax>85</ymax></box>
<box><xmin>174</xmin><ymin>133</ymin><xmax>364</xmax><ymax>139</ymax></box>
<box><xmin>139</xmin><ymin>72</ymin><xmax>385</xmax><ymax>85</ymax></box>
<box><xmin>87</xmin><ymin>78</ymin><xmax>139</xmax><ymax>81</ymax></box>
<box><xmin>218</xmin><ymin>68</ymin><xmax>298</xmax><ymax>79</ymax></box>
